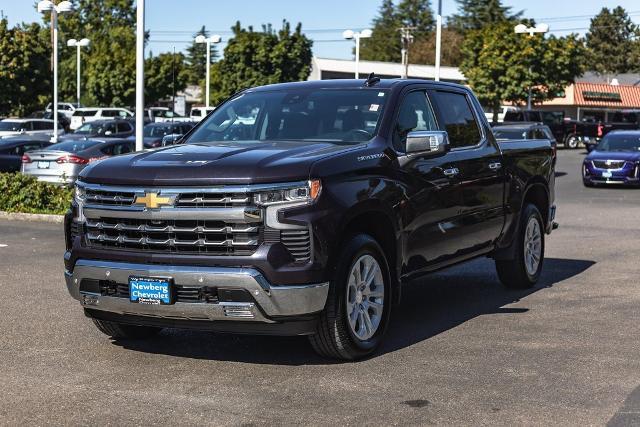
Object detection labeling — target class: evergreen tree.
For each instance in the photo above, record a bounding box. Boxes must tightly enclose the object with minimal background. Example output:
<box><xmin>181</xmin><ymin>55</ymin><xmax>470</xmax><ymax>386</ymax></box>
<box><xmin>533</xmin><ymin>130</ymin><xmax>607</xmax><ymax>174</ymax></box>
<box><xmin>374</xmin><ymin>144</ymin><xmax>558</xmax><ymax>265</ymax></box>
<box><xmin>210</xmin><ymin>21</ymin><xmax>312</xmax><ymax>103</ymax></box>
<box><xmin>145</xmin><ymin>52</ymin><xmax>189</xmax><ymax>105</ymax></box>
<box><xmin>185</xmin><ymin>26</ymin><xmax>219</xmax><ymax>86</ymax></box>
<box><xmin>397</xmin><ymin>0</ymin><xmax>435</xmax><ymax>34</ymax></box>
<box><xmin>585</xmin><ymin>7</ymin><xmax>640</xmax><ymax>76</ymax></box>
<box><xmin>359</xmin><ymin>0</ymin><xmax>402</xmax><ymax>62</ymax></box>
<box><xmin>449</xmin><ymin>0</ymin><xmax>520</xmax><ymax>32</ymax></box>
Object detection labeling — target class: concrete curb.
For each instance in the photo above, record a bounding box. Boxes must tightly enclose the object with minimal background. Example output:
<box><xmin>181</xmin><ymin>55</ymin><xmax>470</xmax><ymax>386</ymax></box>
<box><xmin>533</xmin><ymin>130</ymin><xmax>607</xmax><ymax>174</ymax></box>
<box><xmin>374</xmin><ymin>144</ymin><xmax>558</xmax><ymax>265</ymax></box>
<box><xmin>0</xmin><ymin>211</ymin><xmax>64</xmax><ymax>223</ymax></box>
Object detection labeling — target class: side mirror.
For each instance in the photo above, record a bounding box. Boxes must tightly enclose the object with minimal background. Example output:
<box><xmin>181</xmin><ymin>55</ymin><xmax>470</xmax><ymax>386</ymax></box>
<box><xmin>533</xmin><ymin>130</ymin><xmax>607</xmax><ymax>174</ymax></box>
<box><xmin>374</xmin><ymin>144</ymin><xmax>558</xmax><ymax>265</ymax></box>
<box><xmin>104</xmin><ymin>130</ymin><xmax>112</xmax><ymax>136</ymax></box>
<box><xmin>406</xmin><ymin>130</ymin><xmax>449</xmax><ymax>156</ymax></box>
<box><xmin>161</xmin><ymin>134</ymin><xmax>183</xmax><ymax>146</ymax></box>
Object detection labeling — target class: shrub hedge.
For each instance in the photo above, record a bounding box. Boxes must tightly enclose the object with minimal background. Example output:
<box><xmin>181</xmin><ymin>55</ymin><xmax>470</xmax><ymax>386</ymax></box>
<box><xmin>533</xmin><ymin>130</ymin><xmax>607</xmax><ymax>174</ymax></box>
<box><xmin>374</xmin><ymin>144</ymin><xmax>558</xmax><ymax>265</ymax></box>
<box><xmin>0</xmin><ymin>173</ymin><xmax>73</xmax><ymax>215</ymax></box>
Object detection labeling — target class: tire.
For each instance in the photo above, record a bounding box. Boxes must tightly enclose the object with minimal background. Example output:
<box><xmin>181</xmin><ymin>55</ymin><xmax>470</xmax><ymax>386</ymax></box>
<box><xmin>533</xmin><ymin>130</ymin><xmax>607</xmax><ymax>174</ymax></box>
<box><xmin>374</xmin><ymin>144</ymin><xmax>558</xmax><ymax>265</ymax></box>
<box><xmin>92</xmin><ymin>319</ymin><xmax>161</xmax><ymax>339</ymax></box>
<box><xmin>564</xmin><ymin>135</ymin><xmax>579</xmax><ymax>149</ymax></box>
<box><xmin>309</xmin><ymin>234</ymin><xmax>392</xmax><ymax>361</ymax></box>
<box><xmin>583</xmin><ymin>180</ymin><xmax>595</xmax><ymax>188</ymax></box>
<box><xmin>495</xmin><ymin>204</ymin><xmax>545</xmax><ymax>289</ymax></box>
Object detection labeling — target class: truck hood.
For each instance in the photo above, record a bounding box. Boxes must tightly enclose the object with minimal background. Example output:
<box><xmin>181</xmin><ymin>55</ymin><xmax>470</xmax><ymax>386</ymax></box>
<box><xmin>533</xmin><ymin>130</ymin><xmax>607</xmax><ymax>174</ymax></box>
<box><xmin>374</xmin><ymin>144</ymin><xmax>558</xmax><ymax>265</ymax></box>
<box><xmin>587</xmin><ymin>150</ymin><xmax>640</xmax><ymax>162</ymax></box>
<box><xmin>79</xmin><ymin>140</ymin><xmax>360</xmax><ymax>186</ymax></box>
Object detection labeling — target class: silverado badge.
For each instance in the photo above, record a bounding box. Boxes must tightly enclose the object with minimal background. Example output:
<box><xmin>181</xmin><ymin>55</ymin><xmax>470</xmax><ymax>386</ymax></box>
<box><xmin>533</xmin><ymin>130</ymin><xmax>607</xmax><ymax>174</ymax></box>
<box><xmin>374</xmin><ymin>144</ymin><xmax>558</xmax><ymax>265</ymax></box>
<box><xmin>134</xmin><ymin>192</ymin><xmax>175</xmax><ymax>209</ymax></box>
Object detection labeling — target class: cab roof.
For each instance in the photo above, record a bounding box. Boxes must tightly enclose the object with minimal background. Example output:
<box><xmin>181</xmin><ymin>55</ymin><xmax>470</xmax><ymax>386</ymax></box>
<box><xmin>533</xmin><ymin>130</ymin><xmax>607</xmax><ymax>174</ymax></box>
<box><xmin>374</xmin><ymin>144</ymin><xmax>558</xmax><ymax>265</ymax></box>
<box><xmin>246</xmin><ymin>78</ymin><xmax>468</xmax><ymax>93</ymax></box>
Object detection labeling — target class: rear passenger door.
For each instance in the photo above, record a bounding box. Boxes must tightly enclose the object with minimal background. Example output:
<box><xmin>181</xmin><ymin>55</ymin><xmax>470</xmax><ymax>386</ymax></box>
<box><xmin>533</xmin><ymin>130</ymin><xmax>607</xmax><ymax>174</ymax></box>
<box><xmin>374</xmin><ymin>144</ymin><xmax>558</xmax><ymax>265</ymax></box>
<box><xmin>428</xmin><ymin>89</ymin><xmax>506</xmax><ymax>255</ymax></box>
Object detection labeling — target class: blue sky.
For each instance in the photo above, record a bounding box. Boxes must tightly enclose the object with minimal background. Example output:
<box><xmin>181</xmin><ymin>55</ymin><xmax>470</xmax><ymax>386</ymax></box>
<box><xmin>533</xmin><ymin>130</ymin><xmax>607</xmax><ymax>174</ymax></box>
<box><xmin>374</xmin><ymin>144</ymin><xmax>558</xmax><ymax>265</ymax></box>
<box><xmin>2</xmin><ymin>1</ymin><xmax>639</xmax><ymax>59</ymax></box>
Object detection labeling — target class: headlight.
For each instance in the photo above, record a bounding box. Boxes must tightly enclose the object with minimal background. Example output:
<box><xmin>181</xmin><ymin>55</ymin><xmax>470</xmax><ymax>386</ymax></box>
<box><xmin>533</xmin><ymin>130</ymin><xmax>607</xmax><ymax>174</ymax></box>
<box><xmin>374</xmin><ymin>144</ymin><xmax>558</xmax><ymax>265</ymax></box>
<box><xmin>253</xmin><ymin>180</ymin><xmax>322</xmax><ymax>206</ymax></box>
<box><xmin>74</xmin><ymin>185</ymin><xmax>85</xmax><ymax>203</ymax></box>
<box><xmin>73</xmin><ymin>185</ymin><xmax>85</xmax><ymax>221</ymax></box>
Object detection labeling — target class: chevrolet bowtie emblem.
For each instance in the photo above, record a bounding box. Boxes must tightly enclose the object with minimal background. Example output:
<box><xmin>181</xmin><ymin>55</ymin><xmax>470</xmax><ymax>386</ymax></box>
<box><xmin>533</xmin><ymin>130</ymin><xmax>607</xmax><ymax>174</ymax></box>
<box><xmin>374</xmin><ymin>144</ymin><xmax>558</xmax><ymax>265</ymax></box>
<box><xmin>134</xmin><ymin>192</ymin><xmax>174</xmax><ymax>209</ymax></box>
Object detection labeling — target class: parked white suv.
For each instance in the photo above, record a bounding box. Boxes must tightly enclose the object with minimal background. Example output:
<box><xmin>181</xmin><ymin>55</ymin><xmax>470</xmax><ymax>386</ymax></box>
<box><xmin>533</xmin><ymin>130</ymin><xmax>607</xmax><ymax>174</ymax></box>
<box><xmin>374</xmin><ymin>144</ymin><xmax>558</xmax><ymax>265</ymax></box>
<box><xmin>45</xmin><ymin>102</ymin><xmax>80</xmax><ymax>119</ymax></box>
<box><xmin>190</xmin><ymin>106</ymin><xmax>215</xmax><ymax>122</ymax></box>
<box><xmin>0</xmin><ymin>118</ymin><xmax>64</xmax><ymax>138</ymax></box>
<box><xmin>70</xmin><ymin>108</ymin><xmax>134</xmax><ymax>130</ymax></box>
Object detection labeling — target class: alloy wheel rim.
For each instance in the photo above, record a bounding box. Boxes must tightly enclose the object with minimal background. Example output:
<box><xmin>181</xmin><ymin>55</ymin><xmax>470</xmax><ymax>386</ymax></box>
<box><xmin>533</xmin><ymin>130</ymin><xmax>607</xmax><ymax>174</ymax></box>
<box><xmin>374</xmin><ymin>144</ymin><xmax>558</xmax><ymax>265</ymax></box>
<box><xmin>524</xmin><ymin>217</ymin><xmax>542</xmax><ymax>276</ymax></box>
<box><xmin>346</xmin><ymin>254</ymin><xmax>384</xmax><ymax>341</ymax></box>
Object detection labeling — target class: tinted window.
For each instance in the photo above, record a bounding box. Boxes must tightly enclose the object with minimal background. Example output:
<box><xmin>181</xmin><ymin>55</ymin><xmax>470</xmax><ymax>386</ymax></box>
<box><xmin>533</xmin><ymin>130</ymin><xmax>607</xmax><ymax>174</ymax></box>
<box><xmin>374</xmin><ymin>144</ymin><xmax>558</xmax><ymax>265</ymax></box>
<box><xmin>0</xmin><ymin>121</ymin><xmax>24</xmax><ymax>131</ymax></box>
<box><xmin>101</xmin><ymin>110</ymin><xmax>118</xmax><ymax>117</ymax></box>
<box><xmin>73</xmin><ymin>110</ymin><xmax>98</xmax><ymax>117</ymax></box>
<box><xmin>33</xmin><ymin>121</ymin><xmax>53</xmax><ymax>130</ymax></box>
<box><xmin>504</xmin><ymin>111</ymin><xmax>522</xmax><ymax>122</ymax></box>
<box><xmin>431</xmin><ymin>91</ymin><xmax>481</xmax><ymax>148</ymax></box>
<box><xmin>393</xmin><ymin>90</ymin><xmax>438</xmax><ymax>150</ymax></box>
<box><xmin>493</xmin><ymin>128</ymin><xmax>527</xmax><ymax>140</ymax></box>
<box><xmin>191</xmin><ymin>110</ymin><xmax>201</xmax><ymax>117</ymax></box>
<box><xmin>117</xmin><ymin>122</ymin><xmax>132</xmax><ymax>133</ymax></box>
<box><xmin>189</xmin><ymin>89</ymin><xmax>389</xmax><ymax>145</ymax></box>
<box><xmin>47</xmin><ymin>140</ymin><xmax>101</xmax><ymax>153</ymax></box>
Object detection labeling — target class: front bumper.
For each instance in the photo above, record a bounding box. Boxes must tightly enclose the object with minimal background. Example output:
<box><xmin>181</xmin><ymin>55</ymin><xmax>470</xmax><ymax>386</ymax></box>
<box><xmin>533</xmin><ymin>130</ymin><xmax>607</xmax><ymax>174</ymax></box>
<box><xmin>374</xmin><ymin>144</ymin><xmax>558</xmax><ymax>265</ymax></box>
<box><xmin>65</xmin><ymin>259</ymin><xmax>329</xmax><ymax>335</ymax></box>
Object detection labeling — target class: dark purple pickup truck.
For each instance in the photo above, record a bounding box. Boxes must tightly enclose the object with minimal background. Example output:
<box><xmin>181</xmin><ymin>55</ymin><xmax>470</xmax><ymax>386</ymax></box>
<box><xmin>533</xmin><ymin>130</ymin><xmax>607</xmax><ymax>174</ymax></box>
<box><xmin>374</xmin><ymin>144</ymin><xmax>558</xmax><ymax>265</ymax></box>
<box><xmin>64</xmin><ymin>78</ymin><xmax>556</xmax><ymax>360</ymax></box>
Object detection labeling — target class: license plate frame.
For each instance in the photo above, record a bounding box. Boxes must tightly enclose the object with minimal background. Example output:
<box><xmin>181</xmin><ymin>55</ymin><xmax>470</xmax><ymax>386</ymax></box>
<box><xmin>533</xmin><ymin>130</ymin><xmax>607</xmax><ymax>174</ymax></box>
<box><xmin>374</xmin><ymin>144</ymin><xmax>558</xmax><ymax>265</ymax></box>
<box><xmin>129</xmin><ymin>276</ymin><xmax>172</xmax><ymax>305</ymax></box>
<box><xmin>602</xmin><ymin>171</ymin><xmax>613</xmax><ymax>178</ymax></box>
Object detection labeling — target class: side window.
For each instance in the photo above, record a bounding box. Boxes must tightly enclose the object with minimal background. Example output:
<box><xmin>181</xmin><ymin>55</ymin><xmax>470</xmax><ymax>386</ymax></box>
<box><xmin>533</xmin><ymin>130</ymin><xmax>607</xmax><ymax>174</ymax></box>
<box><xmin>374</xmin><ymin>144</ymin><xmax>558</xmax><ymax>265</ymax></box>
<box><xmin>23</xmin><ymin>122</ymin><xmax>34</xmax><ymax>131</ymax></box>
<box><xmin>101</xmin><ymin>110</ymin><xmax>116</xmax><ymax>117</ymax></box>
<box><xmin>116</xmin><ymin>122</ymin><xmax>131</xmax><ymax>133</ymax></box>
<box><xmin>100</xmin><ymin>145</ymin><xmax>114</xmax><ymax>155</ymax></box>
<box><xmin>116</xmin><ymin>143</ymin><xmax>132</xmax><ymax>155</ymax></box>
<box><xmin>36</xmin><ymin>121</ymin><xmax>53</xmax><ymax>130</ymax></box>
<box><xmin>431</xmin><ymin>91</ymin><xmax>481</xmax><ymax>149</ymax></box>
<box><xmin>192</xmin><ymin>110</ymin><xmax>201</xmax><ymax>117</ymax></box>
<box><xmin>393</xmin><ymin>90</ymin><xmax>438</xmax><ymax>151</ymax></box>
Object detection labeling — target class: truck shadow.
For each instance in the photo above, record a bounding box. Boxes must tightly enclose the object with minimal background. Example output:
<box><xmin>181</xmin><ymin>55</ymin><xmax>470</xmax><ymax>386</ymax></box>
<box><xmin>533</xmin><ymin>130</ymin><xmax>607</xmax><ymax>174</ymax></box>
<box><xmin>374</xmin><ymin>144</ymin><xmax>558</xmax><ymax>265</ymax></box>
<box><xmin>112</xmin><ymin>257</ymin><xmax>594</xmax><ymax>365</ymax></box>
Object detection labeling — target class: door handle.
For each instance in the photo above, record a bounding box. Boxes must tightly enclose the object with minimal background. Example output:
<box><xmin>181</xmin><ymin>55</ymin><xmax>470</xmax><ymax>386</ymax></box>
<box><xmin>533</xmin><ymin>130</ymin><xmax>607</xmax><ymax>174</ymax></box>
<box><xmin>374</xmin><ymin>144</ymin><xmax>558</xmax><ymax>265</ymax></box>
<box><xmin>489</xmin><ymin>162</ymin><xmax>502</xmax><ymax>170</ymax></box>
<box><xmin>443</xmin><ymin>167</ymin><xmax>460</xmax><ymax>177</ymax></box>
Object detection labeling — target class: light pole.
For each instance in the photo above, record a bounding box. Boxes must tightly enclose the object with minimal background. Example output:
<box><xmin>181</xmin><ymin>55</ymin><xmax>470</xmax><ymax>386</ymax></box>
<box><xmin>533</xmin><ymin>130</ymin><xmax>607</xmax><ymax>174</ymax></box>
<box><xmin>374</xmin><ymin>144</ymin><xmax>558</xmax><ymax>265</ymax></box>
<box><xmin>435</xmin><ymin>0</ymin><xmax>442</xmax><ymax>81</ymax></box>
<box><xmin>514</xmin><ymin>23</ymin><xmax>549</xmax><ymax>110</ymax></box>
<box><xmin>38</xmin><ymin>0</ymin><xmax>73</xmax><ymax>143</ymax></box>
<box><xmin>195</xmin><ymin>34</ymin><xmax>222</xmax><ymax>108</ymax></box>
<box><xmin>67</xmin><ymin>38</ymin><xmax>90</xmax><ymax>107</ymax></box>
<box><xmin>135</xmin><ymin>0</ymin><xmax>145</xmax><ymax>152</ymax></box>
<box><xmin>343</xmin><ymin>29</ymin><xmax>372</xmax><ymax>79</ymax></box>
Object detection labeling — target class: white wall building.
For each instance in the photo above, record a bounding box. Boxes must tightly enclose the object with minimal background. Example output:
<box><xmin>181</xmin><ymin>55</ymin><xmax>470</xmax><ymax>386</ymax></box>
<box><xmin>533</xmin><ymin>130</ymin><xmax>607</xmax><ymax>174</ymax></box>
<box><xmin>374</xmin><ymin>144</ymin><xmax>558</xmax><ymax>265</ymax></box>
<box><xmin>308</xmin><ymin>57</ymin><xmax>466</xmax><ymax>83</ymax></box>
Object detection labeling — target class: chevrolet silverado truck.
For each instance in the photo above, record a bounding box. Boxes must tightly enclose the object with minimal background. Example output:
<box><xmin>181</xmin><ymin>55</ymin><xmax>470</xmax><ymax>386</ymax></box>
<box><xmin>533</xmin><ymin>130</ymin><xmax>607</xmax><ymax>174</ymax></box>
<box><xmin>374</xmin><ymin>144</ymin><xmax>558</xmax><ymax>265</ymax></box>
<box><xmin>64</xmin><ymin>77</ymin><xmax>556</xmax><ymax>360</ymax></box>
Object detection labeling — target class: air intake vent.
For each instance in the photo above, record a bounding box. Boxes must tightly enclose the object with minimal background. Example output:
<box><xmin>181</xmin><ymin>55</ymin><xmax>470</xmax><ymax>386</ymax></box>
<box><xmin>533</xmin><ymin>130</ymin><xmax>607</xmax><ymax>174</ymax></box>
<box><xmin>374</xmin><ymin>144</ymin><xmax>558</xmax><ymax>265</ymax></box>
<box><xmin>281</xmin><ymin>229</ymin><xmax>311</xmax><ymax>263</ymax></box>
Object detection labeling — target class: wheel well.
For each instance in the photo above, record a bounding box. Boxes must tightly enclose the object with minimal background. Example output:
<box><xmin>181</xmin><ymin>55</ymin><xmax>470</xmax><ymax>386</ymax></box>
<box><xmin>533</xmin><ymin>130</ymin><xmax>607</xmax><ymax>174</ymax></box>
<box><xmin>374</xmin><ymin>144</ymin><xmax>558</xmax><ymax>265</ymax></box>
<box><xmin>339</xmin><ymin>211</ymin><xmax>400</xmax><ymax>301</ymax></box>
<box><xmin>523</xmin><ymin>183</ymin><xmax>549</xmax><ymax>225</ymax></box>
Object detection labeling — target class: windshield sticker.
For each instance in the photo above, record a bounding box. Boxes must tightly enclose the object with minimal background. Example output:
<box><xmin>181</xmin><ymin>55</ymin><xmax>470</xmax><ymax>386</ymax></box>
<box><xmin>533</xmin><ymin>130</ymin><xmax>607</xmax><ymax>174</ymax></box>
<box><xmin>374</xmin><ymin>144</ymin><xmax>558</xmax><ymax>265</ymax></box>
<box><xmin>378</xmin><ymin>92</ymin><xmax>385</xmax><ymax>97</ymax></box>
<box><xmin>369</xmin><ymin>104</ymin><xmax>380</xmax><ymax>112</ymax></box>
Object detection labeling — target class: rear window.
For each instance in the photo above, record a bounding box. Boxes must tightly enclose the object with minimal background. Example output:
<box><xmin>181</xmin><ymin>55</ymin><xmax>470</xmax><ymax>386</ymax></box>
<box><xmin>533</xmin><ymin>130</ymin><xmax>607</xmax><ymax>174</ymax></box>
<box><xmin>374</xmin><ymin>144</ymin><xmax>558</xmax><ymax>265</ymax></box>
<box><xmin>493</xmin><ymin>128</ymin><xmax>528</xmax><ymax>140</ymax></box>
<box><xmin>0</xmin><ymin>121</ymin><xmax>24</xmax><ymax>131</ymax></box>
<box><xmin>73</xmin><ymin>110</ymin><xmax>98</xmax><ymax>117</ymax></box>
<box><xmin>47</xmin><ymin>140</ymin><xmax>101</xmax><ymax>153</ymax></box>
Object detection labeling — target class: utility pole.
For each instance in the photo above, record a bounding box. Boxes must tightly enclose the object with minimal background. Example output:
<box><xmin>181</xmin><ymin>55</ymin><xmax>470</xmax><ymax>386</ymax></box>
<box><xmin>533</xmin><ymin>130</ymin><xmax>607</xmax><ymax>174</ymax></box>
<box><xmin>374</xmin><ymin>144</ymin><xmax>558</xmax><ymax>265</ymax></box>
<box><xmin>399</xmin><ymin>27</ymin><xmax>416</xmax><ymax>79</ymax></box>
<box><xmin>135</xmin><ymin>0</ymin><xmax>145</xmax><ymax>152</ymax></box>
<box><xmin>435</xmin><ymin>0</ymin><xmax>442</xmax><ymax>81</ymax></box>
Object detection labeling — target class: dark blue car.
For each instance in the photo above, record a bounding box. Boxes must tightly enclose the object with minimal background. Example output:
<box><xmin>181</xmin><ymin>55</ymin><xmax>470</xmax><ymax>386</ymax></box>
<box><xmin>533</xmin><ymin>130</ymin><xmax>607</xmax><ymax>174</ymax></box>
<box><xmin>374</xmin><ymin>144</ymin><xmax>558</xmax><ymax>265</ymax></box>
<box><xmin>583</xmin><ymin>131</ymin><xmax>640</xmax><ymax>187</ymax></box>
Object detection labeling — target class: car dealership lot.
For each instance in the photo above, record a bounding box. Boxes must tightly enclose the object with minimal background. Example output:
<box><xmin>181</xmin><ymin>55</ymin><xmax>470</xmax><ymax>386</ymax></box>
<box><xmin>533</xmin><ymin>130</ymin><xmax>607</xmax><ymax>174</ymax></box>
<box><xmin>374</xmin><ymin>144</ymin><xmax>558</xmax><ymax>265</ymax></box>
<box><xmin>1</xmin><ymin>150</ymin><xmax>640</xmax><ymax>426</ymax></box>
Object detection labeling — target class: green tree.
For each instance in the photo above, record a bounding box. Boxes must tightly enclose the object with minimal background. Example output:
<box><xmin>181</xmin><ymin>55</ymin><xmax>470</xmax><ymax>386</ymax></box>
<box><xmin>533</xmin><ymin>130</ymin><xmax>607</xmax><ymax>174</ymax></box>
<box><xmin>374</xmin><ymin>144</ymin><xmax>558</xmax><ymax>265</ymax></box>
<box><xmin>359</xmin><ymin>0</ymin><xmax>402</xmax><ymax>62</ymax></box>
<box><xmin>185</xmin><ymin>26</ymin><xmax>219</xmax><ymax>86</ymax></box>
<box><xmin>145</xmin><ymin>52</ymin><xmax>189</xmax><ymax>105</ymax></box>
<box><xmin>449</xmin><ymin>0</ymin><xmax>520</xmax><ymax>32</ymax></box>
<box><xmin>0</xmin><ymin>19</ymin><xmax>51</xmax><ymax>116</ymax></box>
<box><xmin>210</xmin><ymin>21</ymin><xmax>312</xmax><ymax>103</ymax></box>
<box><xmin>410</xmin><ymin>27</ymin><xmax>464</xmax><ymax>66</ymax></box>
<box><xmin>585</xmin><ymin>7</ymin><xmax>640</xmax><ymax>76</ymax></box>
<box><xmin>48</xmin><ymin>0</ymin><xmax>138</xmax><ymax>106</ymax></box>
<box><xmin>460</xmin><ymin>21</ymin><xmax>584</xmax><ymax>121</ymax></box>
<box><xmin>397</xmin><ymin>0</ymin><xmax>435</xmax><ymax>34</ymax></box>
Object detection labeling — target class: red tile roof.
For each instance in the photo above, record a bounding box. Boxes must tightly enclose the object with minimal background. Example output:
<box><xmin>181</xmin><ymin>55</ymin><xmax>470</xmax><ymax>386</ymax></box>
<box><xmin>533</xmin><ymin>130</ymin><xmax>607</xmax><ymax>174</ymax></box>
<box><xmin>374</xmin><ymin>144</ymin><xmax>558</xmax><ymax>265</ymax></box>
<box><xmin>574</xmin><ymin>82</ymin><xmax>640</xmax><ymax>108</ymax></box>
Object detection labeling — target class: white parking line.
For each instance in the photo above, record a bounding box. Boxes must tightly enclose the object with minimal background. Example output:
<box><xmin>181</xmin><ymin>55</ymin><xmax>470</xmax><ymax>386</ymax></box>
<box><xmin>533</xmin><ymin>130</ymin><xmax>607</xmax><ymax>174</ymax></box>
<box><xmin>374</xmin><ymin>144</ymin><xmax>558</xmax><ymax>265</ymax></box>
<box><xmin>0</xmin><ymin>244</ymin><xmax>7</xmax><ymax>248</ymax></box>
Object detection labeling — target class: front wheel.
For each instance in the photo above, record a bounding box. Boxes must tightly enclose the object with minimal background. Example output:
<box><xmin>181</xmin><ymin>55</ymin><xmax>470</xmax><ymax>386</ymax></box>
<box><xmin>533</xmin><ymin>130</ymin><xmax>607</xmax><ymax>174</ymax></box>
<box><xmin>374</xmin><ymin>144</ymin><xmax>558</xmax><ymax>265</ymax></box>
<box><xmin>309</xmin><ymin>234</ymin><xmax>392</xmax><ymax>360</ymax></box>
<box><xmin>495</xmin><ymin>204</ymin><xmax>545</xmax><ymax>289</ymax></box>
<box><xmin>564</xmin><ymin>135</ymin><xmax>580</xmax><ymax>149</ymax></box>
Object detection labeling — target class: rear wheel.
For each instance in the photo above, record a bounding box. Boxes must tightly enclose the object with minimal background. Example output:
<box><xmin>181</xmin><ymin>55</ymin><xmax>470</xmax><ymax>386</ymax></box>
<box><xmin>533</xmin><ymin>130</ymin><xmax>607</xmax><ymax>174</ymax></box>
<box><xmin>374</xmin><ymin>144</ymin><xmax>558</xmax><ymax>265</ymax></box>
<box><xmin>495</xmin><ymin>204</ymin><xmax>545</xmax><ymax>289</ymax></box>
<box><xmin>564</xmin><ymin>135</ymin><xmax>580</xmax><ymax>149</ymax></box>
<box><xmin>92</xmin><ymin>319</ymin><xmax>161</xmax><ymax>339</ymax></box>
<box><xmin>309</xmin><ymin>234</ymin><xmax>391</xmax><ymax>361</ymax></box>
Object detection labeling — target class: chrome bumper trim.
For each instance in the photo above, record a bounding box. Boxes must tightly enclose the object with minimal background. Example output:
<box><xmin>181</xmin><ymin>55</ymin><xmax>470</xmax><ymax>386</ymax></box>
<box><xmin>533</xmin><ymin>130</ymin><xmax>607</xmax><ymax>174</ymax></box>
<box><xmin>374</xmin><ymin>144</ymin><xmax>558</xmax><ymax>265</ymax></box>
<box><xmin>83</xmin><ymin>207</ymin><xmax>262</xmax><ymax>223</ymax></box>
<box><xmin>65</xmin><ymin>260</ymin><xmax>328</xmax><ymax>322</ymax></box>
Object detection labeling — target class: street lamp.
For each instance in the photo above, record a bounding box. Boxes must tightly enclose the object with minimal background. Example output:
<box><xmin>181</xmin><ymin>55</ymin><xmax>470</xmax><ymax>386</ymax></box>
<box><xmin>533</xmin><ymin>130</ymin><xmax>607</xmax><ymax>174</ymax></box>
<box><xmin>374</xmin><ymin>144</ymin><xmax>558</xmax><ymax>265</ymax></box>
<box><xmin>38</xmin><ymin>0</ymin><xmax>74</xmax><ymax>143</ymax></box>
<box><xmin>343</xmin><ymin>29</ymin><xmax>372</xmax><ymax>79</ymax></box>
<box><xmin>195</xmin><ymin>34</ymin><xmax>222</xmax><ymax>108</ymax></box>
<box><xmin>434</xmin><ymin>0</ymin><xmax>442</xmax><ymax>81</ymax></box>
<box><xmin>514</xmin><ymin>23</ymin><xmax>549</xmax><ymax>109</ymax></box>
<box><xmin>67</xmin><ymin>38</ymin><xmax>90</xmax><ymax>107</ymax></box>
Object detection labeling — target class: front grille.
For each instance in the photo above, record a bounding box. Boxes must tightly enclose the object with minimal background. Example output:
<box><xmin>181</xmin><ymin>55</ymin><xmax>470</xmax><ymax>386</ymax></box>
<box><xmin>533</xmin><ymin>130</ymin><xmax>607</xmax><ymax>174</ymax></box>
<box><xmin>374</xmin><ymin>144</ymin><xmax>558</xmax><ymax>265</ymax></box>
<box><xmin>85</xmin><ymin>188</ymin><xmax>136</xmax><ymax>207</ymax></box>
<box><xmin>175</xmin><ymin>194</ymin><xmax>251</xmax><ymax>208</ymax></box>
<box><xmin>83</xmin><ymin>279</ymin><xmax>221</xmax><ymax>303</ymax></box>
<box><xmin>85</xmin><ymin>218</ymin><xmax>260</xmax><ymax>255</ymax></box>
<box><xmin>281</xmin><ymin>229</ymin><xmax>312</xmax><ymax>263</ymax></box>
<box><xmin>592</xmin><ymin>160</ymin><xmax>626</xmax><ymax>169</ymax></box>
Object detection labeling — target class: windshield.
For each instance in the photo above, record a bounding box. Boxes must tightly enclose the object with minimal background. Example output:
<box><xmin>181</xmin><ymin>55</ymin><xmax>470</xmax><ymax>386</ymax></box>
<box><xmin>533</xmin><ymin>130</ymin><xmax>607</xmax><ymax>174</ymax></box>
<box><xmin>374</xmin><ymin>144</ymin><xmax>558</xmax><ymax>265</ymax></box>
<box><xmin>0</xmin><ymin>121</ymin><xmax>23</xmax><ymax>131</ymax></box>
<box><xmin>47</xmin><ymin>140</ymin><xmax>101</xmax><ymax>153</ymax></box>
<box><xmin>596</xmin><ymin>134</ymin><xmax>640</xmax><ymax>152</ymax></box>
<box><xmin>188</xmin><ymin>89</ymin><xmax>389</xmax><ymax>145</ymax></box>
<box><xmin>493</xmin><ymin>128</ymin><xmax>527</xmax><ymax>140</ymax></box>
<box><xmin>144</xmin><ymin>125</ymin><xmax>172</xmax><ymax>137</ymax></box>
<box><xmin>75</xmin><ymin>123</ymin><xmax>104</xmax><ymax>134</ymax></box>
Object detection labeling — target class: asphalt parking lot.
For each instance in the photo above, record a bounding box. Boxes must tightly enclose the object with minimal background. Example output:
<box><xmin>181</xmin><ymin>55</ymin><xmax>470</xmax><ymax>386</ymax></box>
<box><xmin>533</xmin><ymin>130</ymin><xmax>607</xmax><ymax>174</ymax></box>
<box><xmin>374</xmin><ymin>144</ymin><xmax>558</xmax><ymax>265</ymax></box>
<box><xmin>1</xmin><ymin>149</ymin><xmax>640</xmax><ymax>426</ymax></box>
